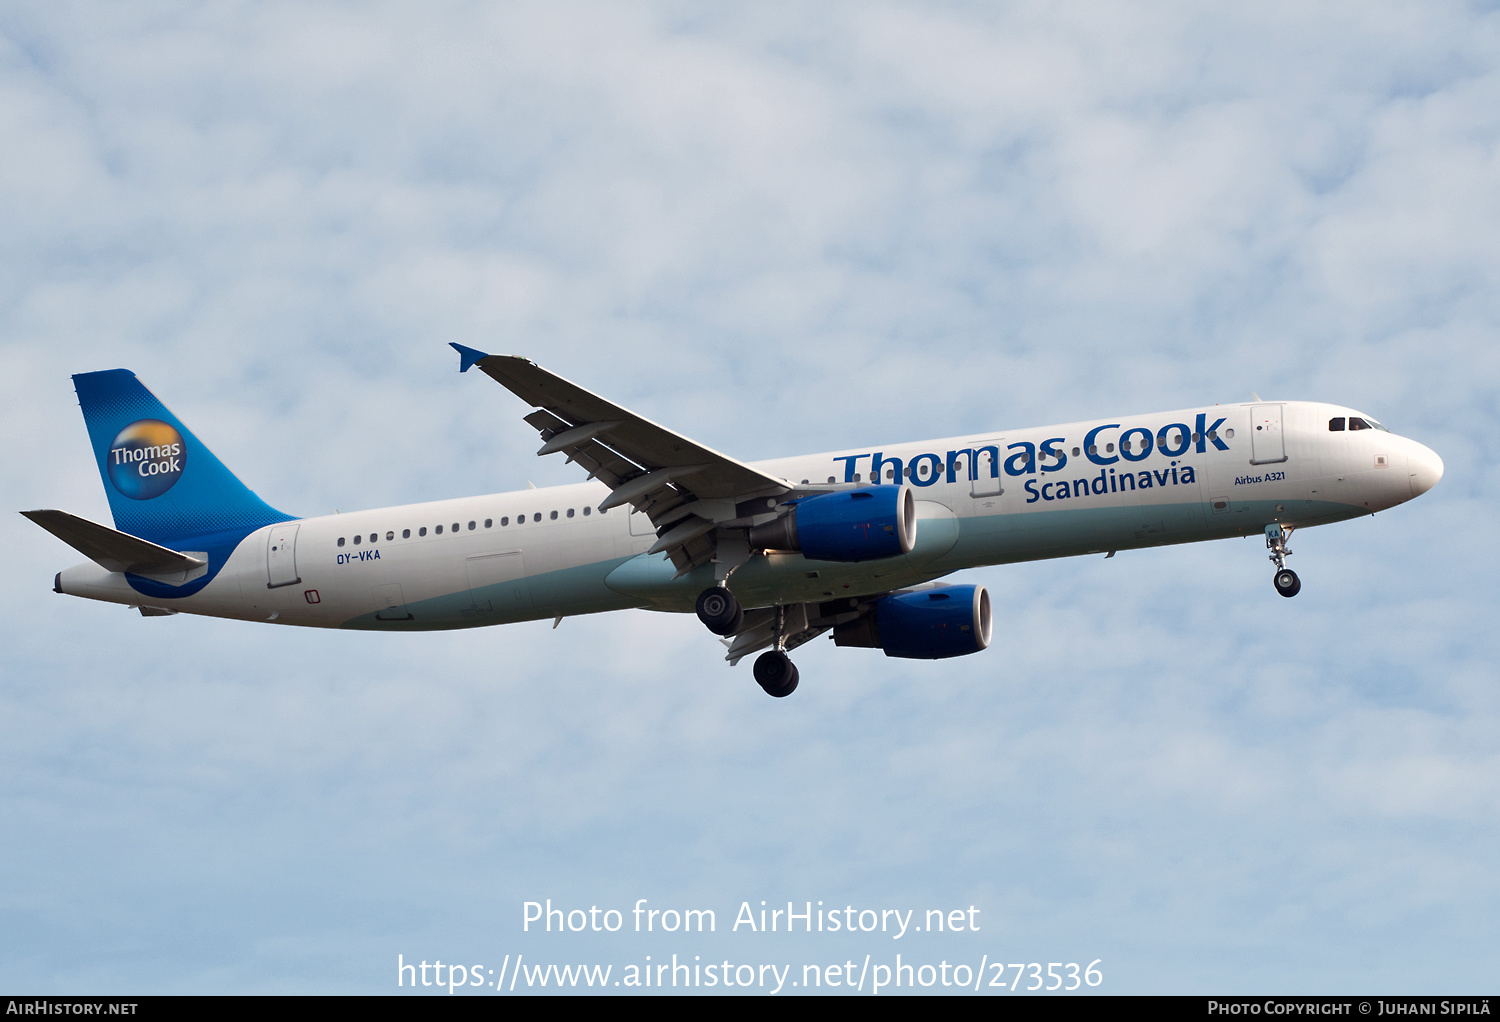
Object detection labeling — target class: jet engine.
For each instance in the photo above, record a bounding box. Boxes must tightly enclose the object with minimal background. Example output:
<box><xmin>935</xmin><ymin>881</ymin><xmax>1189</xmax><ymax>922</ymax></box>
<box><xmin>749</xmin><ymin>485</ymin><xmax>916</xmax><ymax>562</ymax></box>
<box><xmin>833</xmin><ymin>584</ymin><xmax>992</xmax><ymax>659</ymax></box>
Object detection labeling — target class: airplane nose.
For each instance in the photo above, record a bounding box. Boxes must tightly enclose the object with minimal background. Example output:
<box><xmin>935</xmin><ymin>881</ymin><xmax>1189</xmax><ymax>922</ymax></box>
<box><xmin>1407</xmin><ymin>442</ymin><xmax>1444</xmax><ymax>499</ymax></box>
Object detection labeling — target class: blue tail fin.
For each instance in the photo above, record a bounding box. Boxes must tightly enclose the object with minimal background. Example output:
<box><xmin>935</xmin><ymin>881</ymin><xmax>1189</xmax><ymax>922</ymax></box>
<box><xmin>73</xmin><ymin>369</ymin><xmax>295</xmax><ymax>545</ymax></box>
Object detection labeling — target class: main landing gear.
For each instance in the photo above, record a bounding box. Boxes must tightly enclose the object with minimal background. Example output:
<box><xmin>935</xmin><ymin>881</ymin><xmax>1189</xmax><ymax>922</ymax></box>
<box><xmin>695</xmin><ymin>585</ymin><xmax>743</xmax><ymax>635</ymax></box>
<box><xmin>753</xmin><ymin>650</ymin><xmax>799</xmax><ymax>698</ymax></box>
<box><xmin>1266</xmin><ymin>524</ymin><xmax>1301</xmax><ymax>598</ymax></box>
<box><xmin>699</xmin><ymin>588</ymin><xmax>800</xmax><ymax>697</ymax></box>
<box><xmin>752</xmin><ymin>604</ymin><xmax>800</xmax><ymax>697</ymax></box>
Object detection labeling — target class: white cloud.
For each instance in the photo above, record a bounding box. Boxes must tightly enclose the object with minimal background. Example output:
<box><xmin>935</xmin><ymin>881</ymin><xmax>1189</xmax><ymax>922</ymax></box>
<box><xmin>2</xmin><ymin>0</ymin><xmax>1498</xmax><ymax>993</ymax></box>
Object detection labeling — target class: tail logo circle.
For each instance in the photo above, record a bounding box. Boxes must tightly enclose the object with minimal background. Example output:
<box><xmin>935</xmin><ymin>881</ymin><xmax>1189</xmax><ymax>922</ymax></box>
<box><xmin>107</xmin><ymin>419</ymin><xmax>186</xmax><ymax>500</ymax></box>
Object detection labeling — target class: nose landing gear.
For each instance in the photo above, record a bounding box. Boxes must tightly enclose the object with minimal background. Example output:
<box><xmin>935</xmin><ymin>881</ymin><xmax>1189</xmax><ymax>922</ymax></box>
<box><xmin>1266</xmin><ymin>524</ymin><xmax>1301</xmax><ymax>598</ymax></box>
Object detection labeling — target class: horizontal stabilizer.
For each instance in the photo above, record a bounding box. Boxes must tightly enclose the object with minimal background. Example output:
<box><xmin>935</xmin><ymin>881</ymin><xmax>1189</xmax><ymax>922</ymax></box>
<box><xmin>21</xmin><ymin>509</ymin><xmax>207</xmax><ymax>575</ymax></box>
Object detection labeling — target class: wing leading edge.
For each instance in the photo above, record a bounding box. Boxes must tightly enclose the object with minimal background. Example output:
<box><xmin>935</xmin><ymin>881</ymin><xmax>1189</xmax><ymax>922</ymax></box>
<box><xmin>451</xmin><ymin>345</ymin><xmax>795</xmax><ymax>573</ymax></box>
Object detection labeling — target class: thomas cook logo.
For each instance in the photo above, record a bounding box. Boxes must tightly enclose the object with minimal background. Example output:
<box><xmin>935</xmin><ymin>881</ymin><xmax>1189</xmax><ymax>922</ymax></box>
<box><xmin>107</xmin><ymin>419</ymin><xmax>186</xmax><ymax>500</ymax></box>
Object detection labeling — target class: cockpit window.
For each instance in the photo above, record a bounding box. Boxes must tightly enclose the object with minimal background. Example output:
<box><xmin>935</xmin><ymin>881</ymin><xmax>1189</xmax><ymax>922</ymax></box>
<box><xmin>1349</xmin><ymin>417</ymin><xmax>1370</xmax><ymax>431</ymax></box>
<box><xmin>1329</xmin><ymin>417</ymin><xmax>1345</xmax><ymax>431</ymax></box>
<box><xmin>1369</xmin><ymin>419</ymin><xmax>1389</xmax><ymax>432</ymax></box>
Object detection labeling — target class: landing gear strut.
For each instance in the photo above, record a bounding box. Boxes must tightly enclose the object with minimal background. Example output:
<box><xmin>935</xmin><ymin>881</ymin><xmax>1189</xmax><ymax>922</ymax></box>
<box><xmin>1266</xmin><ymin>524</ymin><xmax>1301</xmax><ymax>598</ymax></box>
<box><xmin>751</xmin><ymin>604</ymin><xmax>799</xmax><ymax>697</ymax></box>
<box><xmin>702</xmin><ymin>591</ymin><xmax>801</xmax><ymax>697</ymax></box>
<box><xmin>695</xmin><ymin>586</ymin><xmax>743</xmax><ymax>635</ymax></box>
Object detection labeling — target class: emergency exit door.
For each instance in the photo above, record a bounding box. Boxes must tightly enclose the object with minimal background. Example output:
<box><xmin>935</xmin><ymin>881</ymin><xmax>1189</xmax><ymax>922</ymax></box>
<box><xmin>969</xmin><ymin>439</ymin><xmax>1004</xmax><ymax>498</ymax></box>
<box><xmin>265</xmin><ymin>524</ymin><xmax>301</xmax><ymax>588</ymax></box>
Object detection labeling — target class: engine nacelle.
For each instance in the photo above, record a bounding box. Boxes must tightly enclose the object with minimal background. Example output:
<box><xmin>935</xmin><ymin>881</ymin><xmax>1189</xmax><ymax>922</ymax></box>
<box><xmin>834</xmin><ymin>584</ymin><xmax>992</xmax><ymax>659</ymax></box>
<box><xmin>749</xmin><ymin>485</ymin><xmax>916</xmax><ymax>562</ymax></box>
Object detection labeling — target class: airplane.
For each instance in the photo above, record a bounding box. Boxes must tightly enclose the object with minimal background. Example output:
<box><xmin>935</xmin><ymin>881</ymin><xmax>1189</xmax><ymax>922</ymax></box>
<box><xmin>23</xmin><ymin>345</ymin><xmax>1444</xmax><ymax>697</ymax></box>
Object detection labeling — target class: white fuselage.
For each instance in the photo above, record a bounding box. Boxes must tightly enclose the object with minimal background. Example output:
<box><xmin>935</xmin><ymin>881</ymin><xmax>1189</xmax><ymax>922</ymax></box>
<box><xmin>56</xmin><ymin>400</ymin><xmax>1443</xmax><ymax>628</ymax></box>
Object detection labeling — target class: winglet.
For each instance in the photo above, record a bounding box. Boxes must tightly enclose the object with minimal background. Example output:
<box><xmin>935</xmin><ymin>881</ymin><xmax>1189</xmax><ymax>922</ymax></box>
<box><xmin>450</xmin><ymin>343</ymin><xmax>491</xmax><ymax>373</ymax></box>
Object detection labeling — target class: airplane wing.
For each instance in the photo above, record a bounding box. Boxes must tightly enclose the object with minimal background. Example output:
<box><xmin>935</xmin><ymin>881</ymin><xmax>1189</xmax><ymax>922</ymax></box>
<box><xmin>452</xmin><ymin>345</ymin><xmax>798</xmax><ymax>573</ymax></box>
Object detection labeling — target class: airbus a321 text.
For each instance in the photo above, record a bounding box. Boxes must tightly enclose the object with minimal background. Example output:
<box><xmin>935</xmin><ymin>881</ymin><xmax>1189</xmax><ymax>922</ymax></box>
<box><xmin>25</xmin><ymin>346</ymin><xmax>1443</xmax><ymax>697</ymax></box>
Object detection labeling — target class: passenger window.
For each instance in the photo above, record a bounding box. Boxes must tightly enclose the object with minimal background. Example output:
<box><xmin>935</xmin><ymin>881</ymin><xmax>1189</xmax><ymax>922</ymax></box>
<box><xmin>435</xmin><ymin>525</ymin><xmax>443</xmax><ymax>534</ymax></box>
<box><xmin>386</xmin><ymin>531</ymin><xmax>394</xmax><ymax>541</ymax></box>
<box><xmin>337</xmin><ymin>537</ymin><xmax>345</xmax><ymax>547</ymax></box>
<box><xmin>402</xmin><ymin>529</ymin><xmax>410</xmax><ymax>538</ymax></box>
<box><xmin>567</xmin><ymin>508</ymin><xmax>575</xmax><ymax>518</ymax></box>
<box><xmin>582</xmin><ymin>507</ymin><xmax>590</xmax><ymax>516</ymax></box>
<box><xmin>369</xmin><ymin>534</ymin><xmax>377</xmax><ymax>543</ymax></box>
<box><xmin>501</xmin><ymin>516</ymin><xmax>509</xmax><ymax>526</ymax></box>
<box><xmin>468</xmin><ymin>521</ymin><xmax>476</xmax><ymax>530</ymax></box>
<box><xmin>1329</xmin><ymin>417</ymin><xmax>1346</xmax><ymax>431</ymax></box>
<box><xmin>419</xmin><ymin>527</ymin><xmax>427</xmax><ymax>537</ymax></box>
<box><xmin>452</xmin><ymin>522</ymin><xmax>460</xmax><ymax>532</ymax></box>
<box><xmin>550</xmin><ymin>510</ymin><xmax>558</xmax><ymax>520</ymax></box>
<box><xmin>484</xmin><ymin>519</ymin><xmax>492</xmax><ymax>528</ymax></box>
<box><xmin>827</xmin><ymin>476</ymin><xmax>835</xmax><ymax>484</ymax></box>
<box><xmin>353</xmin><ymin>535</ymin><xmax>361</xmax><ymax>545</ymax></box>
<box><xmin>533</xmin><ymin>513</ymin><xmax>541</xmax><ymax>522</ymax></box>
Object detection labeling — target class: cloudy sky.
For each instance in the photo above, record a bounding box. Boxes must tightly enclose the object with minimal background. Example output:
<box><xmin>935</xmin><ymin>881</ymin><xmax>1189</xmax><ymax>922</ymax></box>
<box><xmin>3</xmin><ymin>1</ymin><xmax>1498</xmax><ymax>995</ymax></box>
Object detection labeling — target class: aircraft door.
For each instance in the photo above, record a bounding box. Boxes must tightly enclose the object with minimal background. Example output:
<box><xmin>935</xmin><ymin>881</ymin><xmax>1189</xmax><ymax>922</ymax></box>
<box><xmin>1250</xmin><ymin>405</ymin><xmax>1287</xmax><ymax>465</ymax></box>
<box><xmin>970</xmin><ymin>441</ymin><xmax>1004</xmax><ymax>498</ymax></box>
<box><xmin>372</xmin><ymin>583</ymin><xmax>413</xmax><ymax>621</ymax></box>
<box><xmin>266</xmin><ymin>524</ymin><xmax>301</xmax><ymax>588</ymax></box>
<box><xmin>967</xmin><ymin>440</ymin><xmax>1005</xmax><ymax>515</ymax></box>
<box><xmin>466</xmin><ymin>550</ymin><xmax>530</xmax><ymax>614</ymax></box>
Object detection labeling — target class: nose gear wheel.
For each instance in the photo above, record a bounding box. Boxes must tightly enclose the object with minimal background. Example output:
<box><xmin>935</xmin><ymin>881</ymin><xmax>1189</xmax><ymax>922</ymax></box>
<box><xmin>1266</xmin><ymin>524</ymin><xmax>1301</xmax><ymax>598</ymax></box>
